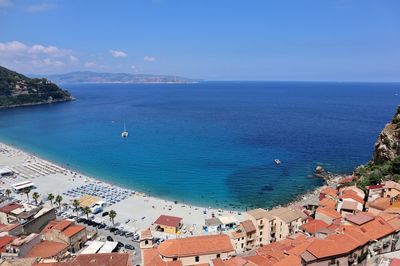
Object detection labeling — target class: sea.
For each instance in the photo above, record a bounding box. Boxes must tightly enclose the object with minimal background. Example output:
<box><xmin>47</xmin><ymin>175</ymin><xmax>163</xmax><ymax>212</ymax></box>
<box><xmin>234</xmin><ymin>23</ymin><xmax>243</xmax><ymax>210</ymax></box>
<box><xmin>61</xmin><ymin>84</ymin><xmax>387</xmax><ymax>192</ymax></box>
<box><xmin>0</xmin><ymin>81</ymin><xmax>399</xmax><ymax>210</ymax></box>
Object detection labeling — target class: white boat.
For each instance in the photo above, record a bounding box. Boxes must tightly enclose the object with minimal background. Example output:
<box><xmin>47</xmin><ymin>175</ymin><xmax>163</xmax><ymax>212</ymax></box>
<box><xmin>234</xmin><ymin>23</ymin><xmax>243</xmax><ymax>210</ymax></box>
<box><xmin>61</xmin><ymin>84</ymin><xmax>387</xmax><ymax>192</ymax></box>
<box><xmin>274</xmin><ymin>159</ymin><xmax>281</xmax><ymax>165</ymax></box>
<box><xmin>121</xmin><ymin>122</ymin><xmax>128</xmax><ymax>138</ymax></box>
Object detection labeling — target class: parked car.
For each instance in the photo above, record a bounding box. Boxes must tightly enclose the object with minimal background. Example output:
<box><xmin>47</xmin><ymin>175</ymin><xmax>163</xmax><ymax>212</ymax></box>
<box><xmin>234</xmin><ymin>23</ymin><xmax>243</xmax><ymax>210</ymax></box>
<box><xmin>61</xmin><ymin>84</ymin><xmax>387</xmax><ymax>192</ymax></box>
<box><xmin>106</xmin><ymin>236</ymin><xmax>114</xmax><ymax>242</ymax></box>
<box><xmin>125</xmin><ymin>244</ymin><xmax>135</xmax><ymax>250</ymax></box>
<box><xmin>102</xmin><ymin>212</ymin><xmax>109</xmax><ymax>217</ymax></box>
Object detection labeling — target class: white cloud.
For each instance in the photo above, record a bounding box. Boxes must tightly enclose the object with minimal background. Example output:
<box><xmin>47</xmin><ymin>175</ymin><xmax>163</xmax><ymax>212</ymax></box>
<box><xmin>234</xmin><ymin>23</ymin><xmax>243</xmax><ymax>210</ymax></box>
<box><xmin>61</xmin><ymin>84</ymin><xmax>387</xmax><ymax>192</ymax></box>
<box><xmin>32</xmin><ymin>58</ymin><xmax>64</xmax><ymax>67</ymax></box>
<box><xmin>0</xmin><ymin>41</ymin><xmax>70</xmax><ymax>57</ymax></box>
<box><xmin>26</xmin><ymin>3</ymin><xmax>54</xmax><ymax>13</ymax></box>
<box><xmin>84</xmin><ymin>61</ymin><xmax>97</xmax><ymax>68</ymax></box>
<box><xmin>144</xmin><ymin>56</ymin><xmax>156</xmax><ymax>62</ymax></box>
<box><xmin>110</xmin><ymin>49</ymin><xmax>127</xmax><ymax>58</ymax></box>
<box><xmin>0</xmin><ymin>0</ymin><xmax>12</xmax><ymax>8</ymax></box>
<box><xmin>69</xmin><ymin>55</ymin><xmax>79</xmax><ymax>63</ymax></box>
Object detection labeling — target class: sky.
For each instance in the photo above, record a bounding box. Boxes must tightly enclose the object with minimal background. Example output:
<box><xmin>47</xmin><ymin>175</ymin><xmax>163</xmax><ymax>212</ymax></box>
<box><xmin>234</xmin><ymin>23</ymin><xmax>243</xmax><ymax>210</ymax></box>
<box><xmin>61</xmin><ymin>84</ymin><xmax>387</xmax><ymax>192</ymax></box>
<box><xmin>0</xmin><ymin>0</ymin><xmax>399</xmax><ymax>81</ymax></box>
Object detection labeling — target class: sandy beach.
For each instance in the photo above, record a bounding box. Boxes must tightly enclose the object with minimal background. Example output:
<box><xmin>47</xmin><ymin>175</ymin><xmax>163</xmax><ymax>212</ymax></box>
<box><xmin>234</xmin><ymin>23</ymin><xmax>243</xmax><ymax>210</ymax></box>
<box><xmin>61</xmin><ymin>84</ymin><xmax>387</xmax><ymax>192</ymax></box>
<box><xmin>0</xmin><ymin>142</ymin><xmax>244</xmax><ymax>236</ymax></box>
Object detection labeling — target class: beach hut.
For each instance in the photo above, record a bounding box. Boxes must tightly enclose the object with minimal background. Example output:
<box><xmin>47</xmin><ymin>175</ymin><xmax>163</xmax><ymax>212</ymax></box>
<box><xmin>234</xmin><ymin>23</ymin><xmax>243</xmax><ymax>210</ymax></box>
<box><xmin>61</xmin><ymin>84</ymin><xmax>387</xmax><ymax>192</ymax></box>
<box><xmin>0</xmin><ymin>167</ymin><xmax>13</xmax><ymax>177</ymax></box>
<box><xmin>205</xmin><ymin>217</ymin><xmax>222</xmax><ymax>233</ymax></box>
<box><xmin>218</xmin><ymin>215</ymin><xmax>238</xmax><ymax>230</ymax></box>
<box><xmin>153</xmin><ymin>215</ymin><xmax>182</xmax><ymax>235</ymax></box>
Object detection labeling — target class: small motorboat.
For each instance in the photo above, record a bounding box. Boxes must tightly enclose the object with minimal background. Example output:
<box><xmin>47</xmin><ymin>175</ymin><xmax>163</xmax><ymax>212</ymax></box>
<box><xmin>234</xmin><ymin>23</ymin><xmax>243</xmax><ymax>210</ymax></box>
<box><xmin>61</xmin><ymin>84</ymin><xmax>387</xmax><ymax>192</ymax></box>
<box><xmin>121</xmin><ymin>122</ymin><xmax>128</xmax><ymax>138</ymax></box>
<box><xmin>274</xmin><ymin>159</ymin><xmax>281</xmax><ymax>165</ymax></box>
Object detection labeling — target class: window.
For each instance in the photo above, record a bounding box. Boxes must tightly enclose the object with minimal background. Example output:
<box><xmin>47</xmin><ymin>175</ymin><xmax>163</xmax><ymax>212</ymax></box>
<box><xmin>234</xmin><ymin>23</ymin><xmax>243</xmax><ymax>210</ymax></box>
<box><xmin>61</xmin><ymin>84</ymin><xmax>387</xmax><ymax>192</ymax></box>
<box><xmin>173</xmin><ymin>258</ymin><xmax>177</xmax><ymax>261</ymax></box>
<box><xmin>241</xmin><ymin>243</ymin><xmax>244</xmax><ymax>248</ymax></box>
<box><xmin>260</xmin><ymin>220</ymin><xmax>263</xmax><ymax>224</ymax></box>
<box><xmin>216</xmin><ymin>254</ymin><xmax>221</xmax><ymax>258</ymax></box>
<box><xmin>195</xmin><ymin>256</ymin><xmax>200</xmax><ymax>262</ymax></box>
<box><xmin>259</xmin><ymin>238</ymin><xmax>262</xmax><ymax>242</ymax></box>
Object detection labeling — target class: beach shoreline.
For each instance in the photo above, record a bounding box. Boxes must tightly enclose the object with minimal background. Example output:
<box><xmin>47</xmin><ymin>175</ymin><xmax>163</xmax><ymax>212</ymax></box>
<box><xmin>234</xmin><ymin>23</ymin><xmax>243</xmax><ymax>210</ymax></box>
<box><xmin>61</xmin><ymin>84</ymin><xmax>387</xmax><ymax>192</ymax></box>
<box><xmin>0</xmin><ymin>140</ymin><xmax>343</xmax><ymax>234</ymax></box>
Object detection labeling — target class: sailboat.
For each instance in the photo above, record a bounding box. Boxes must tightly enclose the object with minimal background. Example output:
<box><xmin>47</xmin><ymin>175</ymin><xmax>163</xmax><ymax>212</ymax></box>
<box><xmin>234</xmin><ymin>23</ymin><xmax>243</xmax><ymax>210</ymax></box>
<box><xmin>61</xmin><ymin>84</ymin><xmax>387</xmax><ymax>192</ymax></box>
<box><xmin>121</xmin><ymin>122</ymin><xmax>128</xmax><ymax>138</ymax></box>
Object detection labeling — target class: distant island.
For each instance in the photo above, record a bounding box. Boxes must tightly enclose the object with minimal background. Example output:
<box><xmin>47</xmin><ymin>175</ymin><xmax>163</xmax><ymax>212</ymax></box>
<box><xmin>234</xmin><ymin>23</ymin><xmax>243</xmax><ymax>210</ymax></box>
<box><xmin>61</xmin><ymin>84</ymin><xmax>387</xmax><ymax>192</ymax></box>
<box><xmin>37</xmin><ymin>71</ymin><xmax>198</xmax><ymax>84</ymax></box>
<box><xmin>0</xmin><ymin>66</ymin><xmax>73</xmax><ymax>109</ymax></box>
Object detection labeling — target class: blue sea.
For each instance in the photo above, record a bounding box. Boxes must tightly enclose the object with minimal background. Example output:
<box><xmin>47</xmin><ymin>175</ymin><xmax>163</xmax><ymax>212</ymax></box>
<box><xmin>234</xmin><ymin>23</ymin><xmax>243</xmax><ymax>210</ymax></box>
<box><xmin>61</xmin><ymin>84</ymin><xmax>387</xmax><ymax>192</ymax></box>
<box><xmin>0</xmin><ymin>82</ymin><xmax>399</xmax><ymax>210</ymax></box>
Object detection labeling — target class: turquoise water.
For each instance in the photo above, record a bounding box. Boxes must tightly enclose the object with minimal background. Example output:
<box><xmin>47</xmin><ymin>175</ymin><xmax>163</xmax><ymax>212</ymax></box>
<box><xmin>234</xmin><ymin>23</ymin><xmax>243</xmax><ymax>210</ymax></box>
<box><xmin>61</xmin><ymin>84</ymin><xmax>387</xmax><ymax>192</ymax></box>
<box><xmin>0</xmin><ymin>81</ymin><xmax>398</xmax><ymax>209</ymax></box>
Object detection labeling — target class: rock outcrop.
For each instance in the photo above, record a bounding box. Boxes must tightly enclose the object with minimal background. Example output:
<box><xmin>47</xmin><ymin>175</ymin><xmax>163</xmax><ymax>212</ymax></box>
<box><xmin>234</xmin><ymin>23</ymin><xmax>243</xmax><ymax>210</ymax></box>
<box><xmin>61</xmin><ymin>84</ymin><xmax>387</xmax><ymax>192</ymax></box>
<box><xmin>0</xmin><ymin>65</ymin><xmax>73</xmax><ymax>108</ymax></box>
<box><xmin>372</xmin><ymin>106</ymin><xmax>400</xmax><ymax>164</ymax></box>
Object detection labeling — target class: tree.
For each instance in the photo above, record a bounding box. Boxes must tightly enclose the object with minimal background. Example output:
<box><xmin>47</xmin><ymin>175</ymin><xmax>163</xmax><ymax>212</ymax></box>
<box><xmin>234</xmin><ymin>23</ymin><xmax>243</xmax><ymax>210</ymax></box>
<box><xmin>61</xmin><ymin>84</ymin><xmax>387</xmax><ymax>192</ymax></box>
<box><xmin>391</xmin><ymin>156</ymin><xmax>400</xmax><ymax>174</ymax></box>
<box><xmin>83</xmin><ymin>206</ymin><xmax>91</xmax><ymax>219</ymax></box>
<box><xmin>32</xmin><ymin>192</ymin><xmax>40</xmax><ymax>205</ymax></box>
<box><xmin>72</xmin><ymin>199</ymin><xmax>80</xmax><ymax>217</ymax></box>
<box><xmin>109</xmin><ymin>210</ymin><xmax>116</xmax><ymax>225</ymax></box>
<box><xmin>5</xmin><ymin>189</ymin><xmax>11</xmax><ymax>198</ymax></box>
<box><xmin>47</xmin><ymin>193</ymin><xmax>54</xmax><ymax>206</ymax></box>
<box><xmin>22</xmin><ymin>187</ymin><xmax>31</xmax><ymax>203</ymax></box>
<box><xmin>55</xmin><ymin>195</ymin><xmax>63</xmax><ymax>210</ymax></box>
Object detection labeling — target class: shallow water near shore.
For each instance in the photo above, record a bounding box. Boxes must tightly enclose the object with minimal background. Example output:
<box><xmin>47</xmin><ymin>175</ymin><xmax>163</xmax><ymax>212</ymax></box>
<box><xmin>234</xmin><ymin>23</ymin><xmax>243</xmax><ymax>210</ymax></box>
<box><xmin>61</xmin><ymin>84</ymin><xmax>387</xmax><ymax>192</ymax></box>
<box><xmin>0</xmin><ymin>81</ymin><xmax>398</xmax><ymax>209</ymax></box>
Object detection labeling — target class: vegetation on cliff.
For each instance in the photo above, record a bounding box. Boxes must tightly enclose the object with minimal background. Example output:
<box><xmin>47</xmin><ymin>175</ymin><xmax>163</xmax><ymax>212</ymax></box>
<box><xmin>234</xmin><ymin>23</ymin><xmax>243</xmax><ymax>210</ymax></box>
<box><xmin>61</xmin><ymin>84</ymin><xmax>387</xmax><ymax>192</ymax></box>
<box><xmin>347</xmin><ymin>106</ymin><xmax>400</xmax><ymax>190</ymax></box>
<box><xmin>0</xmin><ymin>65</ymin><xmax>73</xmax><ymax>108</ymax></box>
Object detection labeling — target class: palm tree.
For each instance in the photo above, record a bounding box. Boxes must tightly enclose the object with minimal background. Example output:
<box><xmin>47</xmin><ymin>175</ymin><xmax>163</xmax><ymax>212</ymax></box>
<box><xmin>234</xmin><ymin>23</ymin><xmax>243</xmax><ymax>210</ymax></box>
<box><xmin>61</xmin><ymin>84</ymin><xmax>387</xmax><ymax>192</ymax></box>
<box><xmin>55</xmin><ymin>195</ymin><xmax>63</xmax><ymax>210</ymax></box>
<box><xmin>5</xmin><ymin>189</ymin><xmax>12</xmax><ymax>199</ymax></box>
<box><xmin>22</xmin><ymin>187</ymin><xmax>31</xmax><ymax>203</ymax></box>
<box><xmin>32</xmin><ymin>192</ymin><xmax>40</xmax><ymax>205</ymax></box>
<box><xmin>72</xmin><ymin>199</ymin><xmax>80</xmax><ymax>217</ymax></box>
<box><xmin>47</xmin><ymin>193</ymin><xmax>54</xmax><ymax>206</ymax></box>
<box><xmin>83</xmin><ymin>206</ymin><xmax>91</xmax><ymax>219</ymax></box>
<box><xmin>109</xmin><ymin>210</ymin><xmax>116</xmax><ymax>225</ymax></box>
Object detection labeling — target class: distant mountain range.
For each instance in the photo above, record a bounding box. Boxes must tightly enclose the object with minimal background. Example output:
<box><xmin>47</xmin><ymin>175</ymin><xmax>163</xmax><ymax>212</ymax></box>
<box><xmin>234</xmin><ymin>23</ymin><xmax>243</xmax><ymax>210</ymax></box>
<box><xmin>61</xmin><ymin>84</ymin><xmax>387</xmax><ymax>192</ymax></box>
<box><xmin>0</xmin><ymin>66</ymin><xmax>73</xmax><ymax>108</ymax></box>
<box><xmin>35</xmin><ymin>71</ymin><xmax>198</xmax><ymax>84</ymax></box>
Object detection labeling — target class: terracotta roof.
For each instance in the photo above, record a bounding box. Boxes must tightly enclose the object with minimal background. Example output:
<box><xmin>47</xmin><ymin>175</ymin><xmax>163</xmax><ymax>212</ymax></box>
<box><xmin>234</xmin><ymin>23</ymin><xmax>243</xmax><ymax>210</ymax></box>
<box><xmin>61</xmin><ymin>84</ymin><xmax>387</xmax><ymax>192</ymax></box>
<box><xmin>340</xmin><ymin>201</ymin><xmax>359</xmax><ymax>211</ymax></box>
<box><xmin>368</xmin><ymin>197</ymin><xmax>391</xmax><ymax>211</ymax></box>
<box><xmin>269</xmin><ymin>207</ymin><xmax>307</xmax><ymax>223</ymax></box>
<box><xmin>367</xmin><ymin>184</ymin><xmax>384</xmax><ymax>190</ymax></box>
<box><xmin>0</xmin><ymin>235</ymin><xmax>15</xmax><ymax>252</ymax></box>
<box><xmin>345</xmin><ymin>213</ymin><xmax>374</xmax><ymax>225</ymax></box>
<box><xmin>339</xmin><ymin>194</ymin><xmax>364</xmax><ymax>205</ymax></box>
<box><xmin>53</xmin><ymin>220</ymin><xmax>73</xmax><ymax>231</ymax></box>
<box><xmin>246</xmin><ymin>208</ymin><xmax>274</xmax><ymax>220</ymax></box>
<box><xmin>315</xmin><ymin>207</ymin><xmax>342</xmax><ymax>220</ymax></box>
<box><xmin>0</xmin><ymin>223</ymin><xmax>20</xmax><ymax>233</ymax></box>
<box><xmin>143</xmin><ymin>247</ymin><xmax>182</xmax><ymax>266</ymax></box>
<box><xmin>62</xmin><ymin>224</ymin><xmax>85</xmax><ymax>238</ymax></box>
<box><xmin>274</xmin><ymin>255</ymin><xmax>301</xmax><ymax>266</ymax></box>
<box><xmin>36</xmin><ymin>253</ymin><xmax>132</xmax><ymax>266</ymax></box>
<box><xmin>391</xmin><ymin>259</ymin><xmax>400</xmax><ymax>266</ymax></box>
<box><xmin>245</xmin><ymin>255</ymin><xmax>277</xmax><ymax>266</ymax></box>
<box><xmin>154</xmin><ymin>215</ymin><xmax>182</xmax><ymax>228</ymax></box>
<box><xmin>338</xmin><ymin>176</ymin><xmax>354</xmax><ymax>184</ymax></box>
<box><xmin>0</xmin><ymin>203</ymin><xmax>23</xmax><ymax>214</ymax></box>
<box><xmin>319</xmin><ymin>198</ymin><xmax>336</xmax><ymax>209</ymax></box>
<box><xmin>358</xmin><ymin>216</ymin><xmax>395</xmax><ymax>240</ymax></box>
<box><xmin>339</xmin><ymin>226</ymin><xmax>370</xmax><ymax>246</ymax></box>
<box><xmin>320</xmin><ymin>187</ymin><xmax>337</xmax><ymax>198</ymax></box>
<box><xmin>140</xmin><ymin>228</ymin><xmax>153</xmax><ymax>239</ymax></box>
<box><xmin>302</xmin><ymin>233</ymin><xmax>360</xmax><ymax>260</ymax></box>
<box><xmin>384</xmin><ymin>181</ymin><xmax>400</xmax><ymax>191</ymax></box>
<box><xmin>387</xmin><ymin>215</ymin><xmax>400</xmax><ymax>231</ymax></box>
<box><xmin>26</xmin><ymin>240</ymin><xmax>68</xmax><ymax>258</ymax></box>
<box><xmin>158</xmin><ymin>234</ymin><xmax>233</xmax><ymax>257</ymax></box>
<box><xmin>212</xmin><ymin>257</ymin><xmax>248</xmax><ymax>266</ymax></box>
<box><xmin>240</xmin><ymin>220</ymin><xmax>256</xmax><ymax>234</ymax></box>
<box><xmin>301</xmin><ymin>219</ymin><xmax>328</xmax><ymax>234</ymax></box>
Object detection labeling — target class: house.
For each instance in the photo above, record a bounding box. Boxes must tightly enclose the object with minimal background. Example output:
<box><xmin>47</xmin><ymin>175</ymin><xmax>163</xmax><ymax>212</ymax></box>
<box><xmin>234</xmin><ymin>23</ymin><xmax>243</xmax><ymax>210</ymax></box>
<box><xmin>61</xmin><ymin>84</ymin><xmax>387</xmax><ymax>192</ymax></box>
<box><xmin>300</xmin><ymin>219</ymin><xmax>329</xmax><ymax>237</ymax></box>
<box><xmin>153</xmin><ymin>215</ymin><xmax>182</xmax><ymax>235</ymax></box>
<box><xmin>339</xmin><ymin>186</ymin><xmax>365</xmax><ymax>199</ymax></box>
<box><xmin>0</xmin><ymin>167</ymin><xmax>13</xmax><ymax>177</ymax></box>
<box><xmin>218</xmin><ymin>216</ymin><xmax>238</xmax><ymax>231</ymax></box>
<box><xmin>0</xmin><ymin>203</ymin><xmax>56</xmax><ymax>234</ymax></box>
<box><xmin>139</xmin><ymin>228</ymin><xmax>154</xmax><ymax>249</ymax></box>
<box><xmin>383</xmin><ymin>181</ymin><xmax>400</xmax><ymax>199</ymax></box>
<box><xmin>319</xmin><ymin>187</ymin><xmax>338</xmax><ymax>201</ymax></box>
<box><xmin>153</xmin><ymin>234</ymin><xmax>235</xmax><ymax>265</ymax></box>
<box><xmin>367</xmin><ymin>197</ymin><xmax>391</xmax><ymax>215</ymax></box>
<box><xmin>300</xmin><ymin>232</ymin><xmax>369</xmax><ymax>265</ymax></box>
<box><xmin>0</xmin><ymin>235</ymin><xmax>15</xmax><ymax>253</ymax></box>
<box><xmin>343</xmin><ymin>212</ymin><xmax>374</xmax><ymax>226</ymax></box>
<box><xmin>41</xmin><ymin>219</ymin><xmax>87</xmax><ymax>253</ymax></box>
<box><xmin>240</xmin><ymin>220</ymin><xmax>256</xmax><ymax>250</ymax></box>
<box><xmin>246</xmin><ymin>208</ymin><xmax>275</xmax><ymax>246</ymax></box>
<box><xmin>34</xmin><ymin>253</ymin><xmax>132</xmax><ymax>266</ymax></box>
<box><xmin>367</xmin><ymin>184</ymin><xmax>385</xmax><ymax>201</ymax></box>
<box><xmin>337</xmin><ymin>193</ymin><xmax>364</xmax><ymax>215</ymax></box>
<box><xmin>318</xmin><ymin>197</ymin><xmax>336</xmax><ymax>210</ymax></box>
<box><xmin>205</xmin><ymin>218</ymin><xmax>222</xmax><ymax>233</ymax></box>
<box><xmin>268</xmin><ymin>207</ymin><xmax>308</xmax><ymax>241</ymax></box>
<box><xmin>387</xmin><ymin>215</ymin><xmax>400</xmax><ymax>251</ymax></box>
<box><xmin>26</xmin><ymin>240</ymin><xmax>69</xmax><ymax>259</ymax></box>
<box><xmin>315</xmin><ymin>207</ymin><xmax>342</xmax><ymax>225</ymax></box>
<box><xmin>2</xmin><ymin>233</ymin><xmax>41</xmax><ymax>258</ymax></box>
<box><xmin>11</xmin><ymin>181</ymin><xmax>35</xmax><ymax>194</ymax></box>
<box><xmin>227</xmin><ymin>228</ymin><xmax>246</xmax><ymax>254</ymax></box>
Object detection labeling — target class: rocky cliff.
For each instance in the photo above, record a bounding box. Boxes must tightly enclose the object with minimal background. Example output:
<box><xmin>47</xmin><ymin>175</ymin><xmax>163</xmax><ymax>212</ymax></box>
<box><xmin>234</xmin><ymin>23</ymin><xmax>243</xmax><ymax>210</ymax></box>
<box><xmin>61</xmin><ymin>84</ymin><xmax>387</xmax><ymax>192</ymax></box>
<box><xmin>0</xmin><ymin>65</ymin><xmax>73</xmax><ymax>108</ymax></box>
<box><xmin>372</xmin><ymin>106</ymin><xmax>400</xmax><ymax>164</ymax></box>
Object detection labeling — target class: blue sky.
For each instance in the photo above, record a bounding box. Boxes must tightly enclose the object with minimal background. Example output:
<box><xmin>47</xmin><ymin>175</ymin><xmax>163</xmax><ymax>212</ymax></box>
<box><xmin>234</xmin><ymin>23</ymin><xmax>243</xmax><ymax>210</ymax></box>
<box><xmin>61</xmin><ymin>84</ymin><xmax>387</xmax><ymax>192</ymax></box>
<box><xmin>0</xmin><ymin>0</ymin><xmax>399</xmax><ymax>81</ymax></box>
